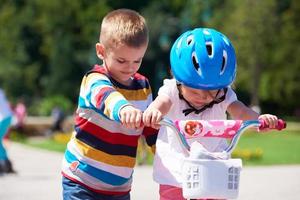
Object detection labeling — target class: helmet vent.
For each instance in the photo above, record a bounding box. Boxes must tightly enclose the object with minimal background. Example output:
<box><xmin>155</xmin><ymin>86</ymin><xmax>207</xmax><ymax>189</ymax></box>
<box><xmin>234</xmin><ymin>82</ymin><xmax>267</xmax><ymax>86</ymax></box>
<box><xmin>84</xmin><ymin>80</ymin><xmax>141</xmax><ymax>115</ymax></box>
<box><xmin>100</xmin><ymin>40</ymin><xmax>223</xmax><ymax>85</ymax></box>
<box><xmin>192</xmin><ymin>52</ymin><xmax>201</xmax><ymax>76</ymax></box>
<box><xmin>177</xmin><ymin>37</ymin><xmax>183</xmax><ymax>49</ymax></box>
<box><xmin>220</xmin><ymin>50</ymin><xmax>228</xmax><ymax>75</ymax></box>
<box><xmin>187</xmin><ymin>35</ymin><xmax>194</xmax><ymax>45</ymax></box>
<box><xmin>205</xmin><ymin>42</ymin><xmax>213</xmax><ymax>57</ymax></box>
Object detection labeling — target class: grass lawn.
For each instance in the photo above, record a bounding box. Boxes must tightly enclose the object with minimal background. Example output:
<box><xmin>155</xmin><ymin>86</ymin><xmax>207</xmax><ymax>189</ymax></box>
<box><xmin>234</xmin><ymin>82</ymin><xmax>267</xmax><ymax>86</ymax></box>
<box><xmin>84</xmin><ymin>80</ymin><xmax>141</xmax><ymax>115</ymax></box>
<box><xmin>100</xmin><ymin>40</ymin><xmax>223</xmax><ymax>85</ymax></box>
<box><xmin>10</xmin><ymin>121</ymin><xmax>300</xmax><ymax>166</ymax></box>
<box><xmin>233</xmin><ymin>130</ymin><xmax>300</xmax><ymax>165</ymax></box>
<box><xmin>26</xmin><ymin>138</ymin><xmax>68</xmax><ymax>152</ymax></box>
<box><xmin>9</xmin><ymin>133</ymin><xmax>67</xmax><ymax>153</ymax></box>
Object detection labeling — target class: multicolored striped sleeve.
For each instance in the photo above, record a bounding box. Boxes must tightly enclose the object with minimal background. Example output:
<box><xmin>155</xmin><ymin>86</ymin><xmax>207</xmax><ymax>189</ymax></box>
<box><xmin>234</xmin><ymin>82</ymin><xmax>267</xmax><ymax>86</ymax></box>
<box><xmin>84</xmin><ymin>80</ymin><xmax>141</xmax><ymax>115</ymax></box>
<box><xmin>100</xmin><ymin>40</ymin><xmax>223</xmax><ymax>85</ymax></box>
<box><xmin>141</xmin><ymin>82</ymin><xmax>158</xmax><ymax>152</ymax></box>
<box><xmin>80</xmin><ymin>73</ymin><xmax>131</xmax><ymax>122</ymax></box>
<box><xmin>142</xmin><ymin>126</ymin><xmax>158</xmax><ymax>153</ymax></box>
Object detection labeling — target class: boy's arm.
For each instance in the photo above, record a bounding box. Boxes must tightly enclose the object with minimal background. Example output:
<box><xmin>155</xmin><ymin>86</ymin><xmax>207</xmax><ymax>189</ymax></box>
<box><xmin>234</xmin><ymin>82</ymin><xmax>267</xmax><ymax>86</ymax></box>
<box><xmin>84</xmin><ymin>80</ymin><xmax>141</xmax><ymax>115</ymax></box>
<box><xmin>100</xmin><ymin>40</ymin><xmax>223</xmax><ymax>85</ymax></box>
<box><xmin>227</xmin><ymin>100</ymin><xmax>278</xmax><ymax>128</ymax></box>
<box><xmin>143</xmin><ymin>94</ymin><xmax>172</xmax><ymax>129</ymax></box>
<box><xmin>119</xmin><ymin>105</ymin><xmax>143</xmax><ymax>129</ymax></box>
<box><xmin>84</xmin><ymin>73</ymin><xmax>141</xmax><ymax>127</ymax></box>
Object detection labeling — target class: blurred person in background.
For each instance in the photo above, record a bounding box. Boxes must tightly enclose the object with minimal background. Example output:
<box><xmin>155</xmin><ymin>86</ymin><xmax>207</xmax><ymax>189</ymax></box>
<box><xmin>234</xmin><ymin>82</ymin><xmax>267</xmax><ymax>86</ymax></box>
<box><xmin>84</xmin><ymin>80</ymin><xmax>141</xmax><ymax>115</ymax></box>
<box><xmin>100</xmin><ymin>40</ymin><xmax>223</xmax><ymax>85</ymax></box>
<box><xmin>0</xmin><ymin>88</ymin><xmax>15</xmax><ymax>174</ymax></box>
<box><xmin>45</xmin><ymin>106</ymin><xmax>66</xmax><ymax>137</ymax></box>
<box><xmin>50</xmin><ymin>106</ymin><xmax>65</xmax><ymax>132</ymax></box>
<box><xmin>13</xmin><ymin>98</ymin><xmax>27</xmax><ymax>133</ymax></box>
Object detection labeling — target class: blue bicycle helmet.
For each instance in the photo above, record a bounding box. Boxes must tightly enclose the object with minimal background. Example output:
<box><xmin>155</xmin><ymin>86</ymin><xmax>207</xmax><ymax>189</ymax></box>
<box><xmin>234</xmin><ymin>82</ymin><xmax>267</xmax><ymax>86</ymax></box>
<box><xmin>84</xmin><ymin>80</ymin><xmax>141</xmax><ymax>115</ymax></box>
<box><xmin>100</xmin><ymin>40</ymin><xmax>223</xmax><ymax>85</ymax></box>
<box><xmin>170</xmin><ymin>28</ymin><xmax>236</xmax><ymax>90</ymax></box>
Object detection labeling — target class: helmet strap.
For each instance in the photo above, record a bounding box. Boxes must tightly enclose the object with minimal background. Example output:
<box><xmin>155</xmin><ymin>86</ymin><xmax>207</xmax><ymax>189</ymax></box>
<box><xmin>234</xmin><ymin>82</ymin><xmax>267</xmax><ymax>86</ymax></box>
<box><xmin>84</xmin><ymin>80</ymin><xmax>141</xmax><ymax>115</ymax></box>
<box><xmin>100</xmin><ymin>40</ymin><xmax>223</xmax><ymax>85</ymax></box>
<box><xmin>177</xmin><ymin>84</ymin><xmax>228</xmax><ymax>116</ymax></box>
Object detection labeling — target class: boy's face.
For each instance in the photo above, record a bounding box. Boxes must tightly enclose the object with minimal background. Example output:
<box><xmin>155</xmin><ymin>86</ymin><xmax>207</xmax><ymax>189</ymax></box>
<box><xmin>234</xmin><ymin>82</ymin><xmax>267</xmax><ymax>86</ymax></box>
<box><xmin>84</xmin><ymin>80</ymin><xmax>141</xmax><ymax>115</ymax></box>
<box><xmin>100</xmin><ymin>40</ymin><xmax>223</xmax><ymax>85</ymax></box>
<box><xmin>96</xmin><ymin>43</ymin><xmax>147</xmax><ymax>85</ymax></box>
<box><xmin>181</xmin><ymin>85</ymin><xmax>220</xmax><ymax>108</ymax></box>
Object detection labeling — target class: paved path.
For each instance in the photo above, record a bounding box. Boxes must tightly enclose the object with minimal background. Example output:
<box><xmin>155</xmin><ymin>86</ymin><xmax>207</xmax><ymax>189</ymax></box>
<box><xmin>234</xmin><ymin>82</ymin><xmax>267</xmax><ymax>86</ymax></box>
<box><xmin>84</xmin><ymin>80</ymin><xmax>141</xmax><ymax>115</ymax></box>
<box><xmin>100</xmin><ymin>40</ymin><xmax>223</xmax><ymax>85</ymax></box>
<box><xmin>0</xmin><ymin>142</ymin><xmax>299</xmax><ymax>200</ymax></box>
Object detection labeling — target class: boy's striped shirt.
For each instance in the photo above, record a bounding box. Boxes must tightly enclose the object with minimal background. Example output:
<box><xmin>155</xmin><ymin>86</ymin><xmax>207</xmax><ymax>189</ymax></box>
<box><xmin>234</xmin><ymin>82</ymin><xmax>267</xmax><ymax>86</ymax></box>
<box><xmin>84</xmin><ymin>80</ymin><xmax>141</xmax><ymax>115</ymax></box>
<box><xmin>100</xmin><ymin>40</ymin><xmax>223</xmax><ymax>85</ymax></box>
<box><xmin>62</xmin><ymin>65</ymin><xmax>157</xmax><ymax>194</ymax></box>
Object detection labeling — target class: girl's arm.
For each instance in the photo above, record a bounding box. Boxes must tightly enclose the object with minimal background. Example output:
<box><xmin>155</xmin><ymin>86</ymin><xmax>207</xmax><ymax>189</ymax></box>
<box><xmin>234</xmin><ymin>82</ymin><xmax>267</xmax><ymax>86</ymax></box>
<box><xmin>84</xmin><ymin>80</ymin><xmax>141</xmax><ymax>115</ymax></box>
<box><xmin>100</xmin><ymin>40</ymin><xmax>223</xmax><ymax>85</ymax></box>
<box><xmin>227</xmin><ymin>100</ymin><xmax>259</xmax><ymax>120</ymax></box>
<box><xmin>227</xmin><ymin>100</ymin><xmax>278</xmax><ymax>128</ymax></box>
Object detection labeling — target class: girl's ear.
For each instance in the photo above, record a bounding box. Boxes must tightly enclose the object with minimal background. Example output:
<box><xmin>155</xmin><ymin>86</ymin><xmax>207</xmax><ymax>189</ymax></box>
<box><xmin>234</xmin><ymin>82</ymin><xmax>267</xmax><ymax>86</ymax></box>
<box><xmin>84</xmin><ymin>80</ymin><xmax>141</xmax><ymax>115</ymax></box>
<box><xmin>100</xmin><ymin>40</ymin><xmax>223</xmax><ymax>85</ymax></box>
<box><xmin>95</xmin><ymin>43</ymin><xmax>105</xmax><ymax>60</ymax></box>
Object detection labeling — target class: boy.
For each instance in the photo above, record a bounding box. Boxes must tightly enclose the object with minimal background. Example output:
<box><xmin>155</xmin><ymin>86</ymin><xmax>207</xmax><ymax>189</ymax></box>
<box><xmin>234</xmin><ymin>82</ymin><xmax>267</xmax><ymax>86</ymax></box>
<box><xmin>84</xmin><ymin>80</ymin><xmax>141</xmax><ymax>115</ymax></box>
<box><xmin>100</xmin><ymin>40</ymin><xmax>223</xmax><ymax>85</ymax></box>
<box><xmin>62</xmin><ymin>9</ymin><xmax>157</xmax><ymax>200</ymax></box>
<box><xmin>143</xmin><ymin>28</ymin><xmax>279</xmax><ymax>199</ymax></box>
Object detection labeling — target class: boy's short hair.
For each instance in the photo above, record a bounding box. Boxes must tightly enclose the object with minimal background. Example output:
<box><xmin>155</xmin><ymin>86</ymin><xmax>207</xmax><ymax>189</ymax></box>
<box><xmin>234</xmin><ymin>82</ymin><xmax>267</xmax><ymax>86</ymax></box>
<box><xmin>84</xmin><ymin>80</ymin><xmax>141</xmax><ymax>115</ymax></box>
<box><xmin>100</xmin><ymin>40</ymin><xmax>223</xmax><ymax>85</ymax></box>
<box><xmin>100</xmin><ymin>9</ymin><xmax>148</xmax><ymax>49</ymax></box>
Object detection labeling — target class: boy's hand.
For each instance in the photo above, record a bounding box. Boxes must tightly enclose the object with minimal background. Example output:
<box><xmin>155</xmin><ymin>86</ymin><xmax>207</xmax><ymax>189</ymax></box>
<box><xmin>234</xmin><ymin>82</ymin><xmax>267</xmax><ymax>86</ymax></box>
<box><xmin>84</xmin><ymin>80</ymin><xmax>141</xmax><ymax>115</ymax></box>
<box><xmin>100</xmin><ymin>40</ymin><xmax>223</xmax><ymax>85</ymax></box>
<box><xmin>143</xmin><ymin>107</ymin><xmax>163</xmax><ymax>129</ymax></box>
<box><xmin>119</xmin><ymin>105</ymin><xmax>143</xmax><ymax>129</ymax></box>
<box><xmin>258</xmin><ymin>114</ymin><xmax>278</xmax><ymax>129</ymax></box>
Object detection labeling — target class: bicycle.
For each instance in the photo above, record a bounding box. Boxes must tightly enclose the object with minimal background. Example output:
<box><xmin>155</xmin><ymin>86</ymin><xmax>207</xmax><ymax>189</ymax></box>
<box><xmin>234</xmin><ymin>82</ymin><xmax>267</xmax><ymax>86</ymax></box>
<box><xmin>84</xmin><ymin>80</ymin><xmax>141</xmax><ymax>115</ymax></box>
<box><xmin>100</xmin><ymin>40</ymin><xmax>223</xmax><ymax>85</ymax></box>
<box><xmin>159</xmin><ymin>118</ymin><xmax>286</xmax><ymax>199</ymax></box>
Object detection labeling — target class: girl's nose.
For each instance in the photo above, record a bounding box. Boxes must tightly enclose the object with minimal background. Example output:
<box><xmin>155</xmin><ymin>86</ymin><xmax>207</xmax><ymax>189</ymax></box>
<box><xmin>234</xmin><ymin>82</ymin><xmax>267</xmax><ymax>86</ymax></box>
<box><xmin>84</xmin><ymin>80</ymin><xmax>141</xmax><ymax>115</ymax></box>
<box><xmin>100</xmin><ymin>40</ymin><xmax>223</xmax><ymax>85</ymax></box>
<box><xmin>201</xmin><ymin>93</ymin><xmax>214</xmax><ymax>102</ymax></box>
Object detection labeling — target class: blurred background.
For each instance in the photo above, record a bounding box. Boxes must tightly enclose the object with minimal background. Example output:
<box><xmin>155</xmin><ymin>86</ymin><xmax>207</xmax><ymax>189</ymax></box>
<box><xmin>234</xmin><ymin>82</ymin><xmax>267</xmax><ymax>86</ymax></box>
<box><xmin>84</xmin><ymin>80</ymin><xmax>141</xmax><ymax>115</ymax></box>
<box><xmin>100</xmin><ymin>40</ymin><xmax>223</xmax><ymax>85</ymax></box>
<box><xmin>0</xmin><ymin>1</ymin><xmax>299</xmax><ymax>199</ymax></box>
<box><xmin>0</xmin><ymin>0</ymin><xmax>299</xmax><ymax>119</ymax></box>
<box><xmin>0</xmin><ymin>0</ymin><xmax>299</xmax><ymax>158</ymax></box>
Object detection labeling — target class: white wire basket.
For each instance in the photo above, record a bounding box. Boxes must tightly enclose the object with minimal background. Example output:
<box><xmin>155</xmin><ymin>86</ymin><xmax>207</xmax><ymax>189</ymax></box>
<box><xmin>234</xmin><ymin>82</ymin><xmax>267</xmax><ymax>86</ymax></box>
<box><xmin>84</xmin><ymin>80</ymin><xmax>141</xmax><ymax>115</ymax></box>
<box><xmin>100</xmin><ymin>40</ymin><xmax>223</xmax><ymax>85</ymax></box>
<box><xmin>181</xmin><ymin>158</ymin><xmax>242</xmax><ymax>199</ymax></box>
<box><xmin>159</xmin><ymin>118</ymin><xmax>286</xmax><ymax>199</ymax></box>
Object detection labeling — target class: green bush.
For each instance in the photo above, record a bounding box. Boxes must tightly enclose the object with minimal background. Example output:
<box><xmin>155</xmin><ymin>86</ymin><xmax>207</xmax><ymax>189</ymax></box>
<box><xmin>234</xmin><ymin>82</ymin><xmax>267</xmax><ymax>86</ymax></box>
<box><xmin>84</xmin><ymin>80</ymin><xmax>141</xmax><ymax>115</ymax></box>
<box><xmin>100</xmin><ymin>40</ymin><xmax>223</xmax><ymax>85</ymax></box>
<box><xmin>29</xmin><ymin>95</ymin><xmax>74</xmax><ymax>115</ymax></box>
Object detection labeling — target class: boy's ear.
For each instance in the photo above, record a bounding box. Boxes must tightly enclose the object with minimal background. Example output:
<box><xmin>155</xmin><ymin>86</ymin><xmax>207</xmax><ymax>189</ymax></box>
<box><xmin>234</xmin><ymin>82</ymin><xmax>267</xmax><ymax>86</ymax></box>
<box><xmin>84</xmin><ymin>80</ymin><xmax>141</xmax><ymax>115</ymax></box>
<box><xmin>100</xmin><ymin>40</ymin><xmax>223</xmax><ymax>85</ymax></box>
<box><xmin>96</xmin><ymin>43</ymin><xmax>105</xmax><ymax>60</ymax></box>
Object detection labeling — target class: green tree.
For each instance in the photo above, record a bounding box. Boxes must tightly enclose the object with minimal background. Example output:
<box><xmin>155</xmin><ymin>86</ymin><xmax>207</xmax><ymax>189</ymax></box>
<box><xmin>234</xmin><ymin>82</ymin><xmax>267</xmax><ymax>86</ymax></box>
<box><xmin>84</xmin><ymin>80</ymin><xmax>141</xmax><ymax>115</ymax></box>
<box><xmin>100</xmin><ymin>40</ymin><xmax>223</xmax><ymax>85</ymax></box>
<box><xmin>141</xmin><ymin>0</ymin><xmax>219</xmax><ymax>95</ymax></box>
<box><xmin>0</xmin><ymin>0</ymin><xmax>110</xmax><ymax>111</ymax></box>
<box><xmin>210</xmin><ymin>0</ymin><xmax>278</xmax><ymax>108</ymax></box>
<box><xmin>260</xmin><ymin>0</ymin><xmax>300</xmax><ymax>114</ymax></box>
<box><xmin>0</xmin><ymin>0</ymin><xmax>42</xmax><ymax>98</ymax></box>
<box><xmin>0</xmin><ymin>0</ymin><xmax>298</xmax><ymax>117</ymax></box>
<box><xmin>34</xmin><ymin>0</ymin><xmax>110</xmax><ymax>100</ymax></box>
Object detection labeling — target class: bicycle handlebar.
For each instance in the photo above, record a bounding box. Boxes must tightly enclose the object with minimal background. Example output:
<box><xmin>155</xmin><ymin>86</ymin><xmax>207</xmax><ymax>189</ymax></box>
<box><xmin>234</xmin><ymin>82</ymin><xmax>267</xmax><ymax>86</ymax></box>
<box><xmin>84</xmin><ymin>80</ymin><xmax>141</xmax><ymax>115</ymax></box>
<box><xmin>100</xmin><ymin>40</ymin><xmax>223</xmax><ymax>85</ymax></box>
<box><xmin>159</xmin><ymin>118</ymin><xmax>286</xmax><ymax>157</ymax></box>
<box><xmin>159</xmin><ymin>118</ymin><xmax>191</xmax><ymax>156</ymax></box>
<box><xmin>259</xmin><ymin>119</ymin><xmax>286</xmax><ymax>130</ymax></box>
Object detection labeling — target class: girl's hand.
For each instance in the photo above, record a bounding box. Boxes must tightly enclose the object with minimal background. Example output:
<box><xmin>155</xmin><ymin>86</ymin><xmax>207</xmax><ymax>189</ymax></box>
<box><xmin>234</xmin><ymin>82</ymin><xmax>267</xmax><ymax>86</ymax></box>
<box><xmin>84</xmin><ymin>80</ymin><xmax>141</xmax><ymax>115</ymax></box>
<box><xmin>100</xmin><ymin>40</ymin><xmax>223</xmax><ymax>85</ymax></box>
<box><xmin>143</xmin><ymin>107</ymin><xmax>163</xmax><ymax>129</ymax></box>
<box><xmin>258</xmin><ymin>114</ymin><xmax>279</xmax><ymax>130</ymax></box>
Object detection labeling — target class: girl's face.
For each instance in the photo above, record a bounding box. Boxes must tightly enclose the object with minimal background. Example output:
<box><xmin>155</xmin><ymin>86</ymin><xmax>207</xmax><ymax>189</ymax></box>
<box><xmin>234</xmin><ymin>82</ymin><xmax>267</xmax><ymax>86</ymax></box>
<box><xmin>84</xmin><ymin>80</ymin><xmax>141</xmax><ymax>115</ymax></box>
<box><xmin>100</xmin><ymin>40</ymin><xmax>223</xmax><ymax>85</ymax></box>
<box><xmin>180</xmin><ymin>85</ymin><xmax>220</xmax><ymax>108</ymax></box>
<box><xmin>96</xmin><ymin>43</ymin><xmax>147</xmax><ymax>86</ymax></box>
